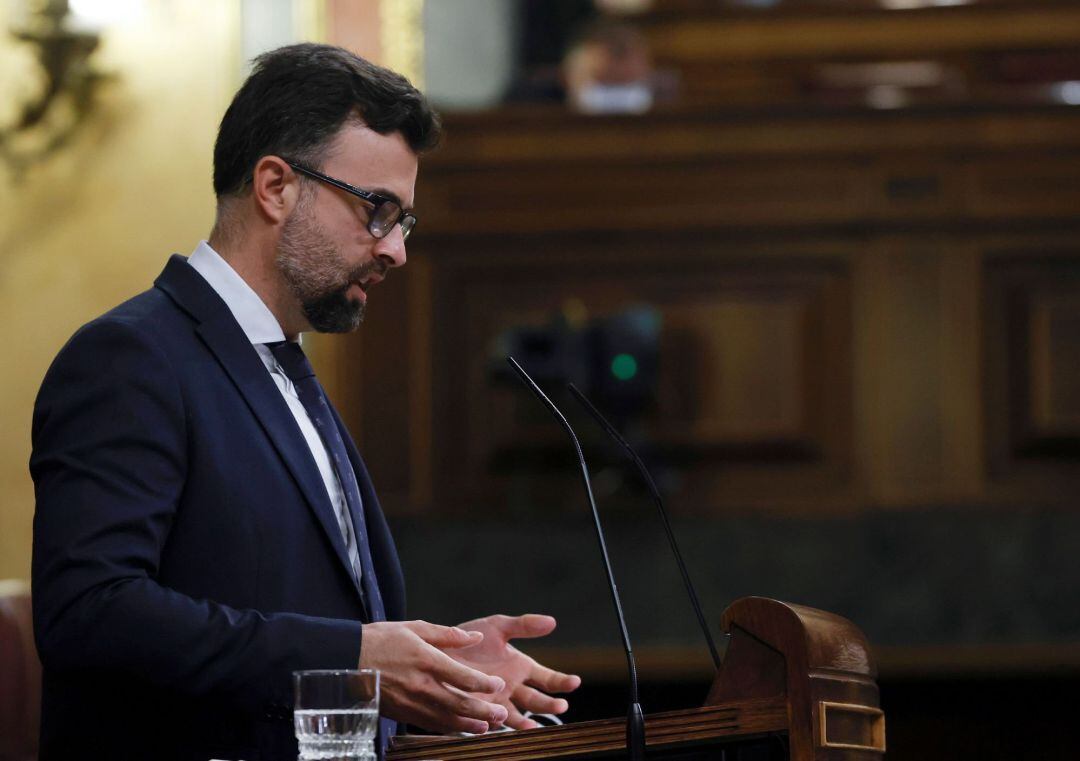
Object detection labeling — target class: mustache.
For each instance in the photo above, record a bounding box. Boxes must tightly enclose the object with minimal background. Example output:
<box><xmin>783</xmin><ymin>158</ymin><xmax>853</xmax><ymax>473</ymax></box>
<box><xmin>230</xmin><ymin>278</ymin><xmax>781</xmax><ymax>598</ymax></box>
<box><xmin>346</xmin><ymin>259</ymin><xmax>387</xmax><ymax>285</ymax></box>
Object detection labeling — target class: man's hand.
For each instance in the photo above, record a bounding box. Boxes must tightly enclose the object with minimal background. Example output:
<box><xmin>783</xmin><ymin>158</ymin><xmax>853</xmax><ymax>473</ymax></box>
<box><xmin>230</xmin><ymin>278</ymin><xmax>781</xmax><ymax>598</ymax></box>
<box><xmin>359</xmin><ymin>620</ymin><xmax>509</xmax><ymax>734</ymax></box>
<box><xmin>449</xmin><ymin>614</ymin><xmax>582</xmax><ymax>729</ymax></box>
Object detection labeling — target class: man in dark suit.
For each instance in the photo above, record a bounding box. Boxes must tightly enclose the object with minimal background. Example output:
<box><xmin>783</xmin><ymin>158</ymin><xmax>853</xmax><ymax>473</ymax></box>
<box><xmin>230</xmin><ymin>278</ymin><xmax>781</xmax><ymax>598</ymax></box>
<box><xmin>30</xmin><ymin>44</ymin><xmax>579</xmax><ymax>761</ymax></box>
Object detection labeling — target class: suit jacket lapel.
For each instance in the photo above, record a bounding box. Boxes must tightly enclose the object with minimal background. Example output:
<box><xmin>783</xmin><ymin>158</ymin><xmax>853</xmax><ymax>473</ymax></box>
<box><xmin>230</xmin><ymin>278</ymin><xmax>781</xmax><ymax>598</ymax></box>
<box><xmin>155</xmin><ymin>255</ymin><xmax>365</xmax><ymax>602</ymax></box>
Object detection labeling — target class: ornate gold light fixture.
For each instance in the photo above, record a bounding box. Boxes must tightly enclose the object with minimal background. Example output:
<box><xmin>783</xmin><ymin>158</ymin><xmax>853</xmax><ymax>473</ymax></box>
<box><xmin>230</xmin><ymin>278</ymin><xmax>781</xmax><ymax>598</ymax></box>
<box><xmin>1</xmin><ymin>0</ymin><xmax>109</xmax><ymax>176</ymax></box>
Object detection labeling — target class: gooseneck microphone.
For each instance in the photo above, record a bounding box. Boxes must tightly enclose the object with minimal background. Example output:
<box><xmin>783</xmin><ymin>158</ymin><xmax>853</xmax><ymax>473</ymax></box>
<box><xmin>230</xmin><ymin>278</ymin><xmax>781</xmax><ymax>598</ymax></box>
<box><xmin>506</xmin><ymin>357</ymin><xmax>646</xmax><ymax>761</ymax></box>
<box><xmin>567</xmin><ymin>383</ymin><xmax>723</xmax><ymax>671</ymax></box>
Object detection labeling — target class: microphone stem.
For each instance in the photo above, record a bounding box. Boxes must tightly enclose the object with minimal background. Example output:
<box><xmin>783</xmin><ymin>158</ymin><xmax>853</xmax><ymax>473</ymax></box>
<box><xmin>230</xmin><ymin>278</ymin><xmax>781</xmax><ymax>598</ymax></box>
<box><xmin>568</xmin><ymin>384</ymin><xmax>723</xmax><ymax>671</ymax></box>
<box><xmin>570</xmin><ymin>430</ymin><xmax>641</xmax><ymax>705</ymax></box>
<box><xmin>507</xmin><ymin>359</ymin><xmax>647</xmax><ymax>760</ymax></box>
<box><xmin>507</xmin><ymin>359</ymin><xmax>641</xmax><ymax>705</ymax></box>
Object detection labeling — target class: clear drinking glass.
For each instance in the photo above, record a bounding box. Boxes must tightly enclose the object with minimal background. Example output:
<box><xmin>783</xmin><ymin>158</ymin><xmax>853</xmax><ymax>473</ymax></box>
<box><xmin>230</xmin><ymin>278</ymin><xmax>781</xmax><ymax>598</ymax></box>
<box><xmin>293</xmin><ymin>669</ymin><xmax>379</xmax><ymax>761</ymax></box>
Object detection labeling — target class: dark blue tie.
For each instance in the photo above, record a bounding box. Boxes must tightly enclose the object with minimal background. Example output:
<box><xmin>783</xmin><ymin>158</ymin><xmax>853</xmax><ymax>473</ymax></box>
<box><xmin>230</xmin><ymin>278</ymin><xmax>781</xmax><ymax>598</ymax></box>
<box><xmin>267</xmin><ymin>341</ymin><xmax>395</xmax><ymax>754</ymax></box>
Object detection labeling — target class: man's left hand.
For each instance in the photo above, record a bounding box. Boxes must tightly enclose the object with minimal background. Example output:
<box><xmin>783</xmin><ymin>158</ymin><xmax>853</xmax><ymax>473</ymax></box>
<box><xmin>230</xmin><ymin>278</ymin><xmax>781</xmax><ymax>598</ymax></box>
<box><xmin>448</xmin><ymin>614</ymin><xmax>582</xmax><ymax>729</ymax></box>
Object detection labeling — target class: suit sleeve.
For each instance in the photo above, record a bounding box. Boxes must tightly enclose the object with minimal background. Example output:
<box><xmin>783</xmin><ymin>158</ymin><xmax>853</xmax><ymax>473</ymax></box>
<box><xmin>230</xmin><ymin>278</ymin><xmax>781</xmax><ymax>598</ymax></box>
<box><xmin>30</xmin><ymin>317</ymin><xmax>362</xmax><ymax>716</ymax></box>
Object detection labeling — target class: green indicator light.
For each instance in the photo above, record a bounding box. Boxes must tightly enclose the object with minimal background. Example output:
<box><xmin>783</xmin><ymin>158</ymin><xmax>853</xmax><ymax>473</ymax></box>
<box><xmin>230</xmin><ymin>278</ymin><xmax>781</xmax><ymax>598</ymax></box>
<box><xmin>611</xmin><ymin>353</ymin><xmax>638</xmax><ymax>381</ymax></box>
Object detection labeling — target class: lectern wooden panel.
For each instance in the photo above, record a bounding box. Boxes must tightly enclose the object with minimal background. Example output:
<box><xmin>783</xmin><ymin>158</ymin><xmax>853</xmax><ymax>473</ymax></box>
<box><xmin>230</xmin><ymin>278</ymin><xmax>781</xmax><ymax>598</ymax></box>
<box><xmin>388</xmin><ymin>597</ymin><xmax>884</xmax><ymax>760</ymax></box>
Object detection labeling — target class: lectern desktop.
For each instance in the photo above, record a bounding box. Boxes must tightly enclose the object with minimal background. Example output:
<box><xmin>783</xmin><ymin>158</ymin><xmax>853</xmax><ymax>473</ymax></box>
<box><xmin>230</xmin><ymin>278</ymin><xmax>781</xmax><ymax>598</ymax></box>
<box><xmin>389</xmin><ymin>597</ymin><xmax>885</xmax><ymax>760</ymax></box>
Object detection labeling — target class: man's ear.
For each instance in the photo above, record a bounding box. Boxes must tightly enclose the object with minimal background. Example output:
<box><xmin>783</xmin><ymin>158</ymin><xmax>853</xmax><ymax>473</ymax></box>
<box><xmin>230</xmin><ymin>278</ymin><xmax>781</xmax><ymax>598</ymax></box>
<box><xmin>251</xmin><ymin>155</ymin><xmax>299</xmax><ymax>224</ymax></box>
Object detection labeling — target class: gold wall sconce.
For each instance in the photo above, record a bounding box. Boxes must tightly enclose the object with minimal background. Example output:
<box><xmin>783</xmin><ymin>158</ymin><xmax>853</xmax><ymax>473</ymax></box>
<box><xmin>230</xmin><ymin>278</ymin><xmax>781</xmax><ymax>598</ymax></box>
<box><xmin>1</xmin><ymin>0</ymin><xmax>111</xmax><ymax>177</ymax></box>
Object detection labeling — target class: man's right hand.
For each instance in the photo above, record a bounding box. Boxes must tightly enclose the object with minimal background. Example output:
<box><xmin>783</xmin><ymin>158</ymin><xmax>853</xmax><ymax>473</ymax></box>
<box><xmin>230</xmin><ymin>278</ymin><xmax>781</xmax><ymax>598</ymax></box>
<box><xmin>359</xmin><ymin>620</ymin><xmax>510</xmax><ymax>734</ymax></box>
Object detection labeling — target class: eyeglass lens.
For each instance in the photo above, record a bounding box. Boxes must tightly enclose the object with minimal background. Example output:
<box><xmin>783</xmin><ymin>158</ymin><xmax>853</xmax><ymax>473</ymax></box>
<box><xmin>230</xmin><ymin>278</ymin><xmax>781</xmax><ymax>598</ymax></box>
<box><xmin>370</xmin><ymin>202</ymin><xmax>415</xmax><ymax>240</ymax></box>
<box><xmin>371</xmin><ymin>202</ymin><xmax>401</xmax><ymax>238</ymax></box>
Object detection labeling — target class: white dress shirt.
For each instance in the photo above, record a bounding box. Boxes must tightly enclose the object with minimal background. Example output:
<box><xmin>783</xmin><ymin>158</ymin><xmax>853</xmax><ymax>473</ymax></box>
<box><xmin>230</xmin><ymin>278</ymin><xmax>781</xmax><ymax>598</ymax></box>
<box><xmin>187</xmin><ymin>241</ymin><xmax>362</xmax><ymax>583</ymax></box>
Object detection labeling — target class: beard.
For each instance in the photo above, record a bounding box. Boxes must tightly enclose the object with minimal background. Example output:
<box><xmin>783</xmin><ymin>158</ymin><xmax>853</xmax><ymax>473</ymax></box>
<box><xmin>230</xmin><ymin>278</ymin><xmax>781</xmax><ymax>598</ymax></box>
<box><xmin>276</xmin><ymin>201</ymin><xmax>380</xmax><ymax>333</ymax></box>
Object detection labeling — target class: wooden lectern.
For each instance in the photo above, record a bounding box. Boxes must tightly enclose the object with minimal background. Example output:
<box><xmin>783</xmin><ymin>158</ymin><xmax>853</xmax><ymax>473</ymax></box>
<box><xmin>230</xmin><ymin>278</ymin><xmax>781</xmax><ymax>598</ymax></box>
<box><xmin>388</xmin><ymin>597</ymin><xmax>885</xmax><ymax>760</ymax></box>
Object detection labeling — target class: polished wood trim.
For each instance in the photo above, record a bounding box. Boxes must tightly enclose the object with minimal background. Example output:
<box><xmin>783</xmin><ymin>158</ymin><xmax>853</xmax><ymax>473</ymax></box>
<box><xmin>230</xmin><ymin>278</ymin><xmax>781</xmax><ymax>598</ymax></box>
<box><xmin>425</xmin><ymin>108</ymin><xmax>1080</xmax><ymax>168</ymax></box>
<box><xmin>647</xmin><ymin>0</ymin><xmax>1077</xmax><ymax>17</ymax></box>
<box><xmin>646</xmin><ymin>6</ymin><xmax>1080</xmax><ymax>62</ymax></box>
<box><xmin>389</xmin><ymin>698</ymin><xmax>788</xmax><ymax>760</ymax></box>
<box><xmin>818</xmin><ymin>701</ymin><xmax>886</xmax><ymax>753</ymax></box>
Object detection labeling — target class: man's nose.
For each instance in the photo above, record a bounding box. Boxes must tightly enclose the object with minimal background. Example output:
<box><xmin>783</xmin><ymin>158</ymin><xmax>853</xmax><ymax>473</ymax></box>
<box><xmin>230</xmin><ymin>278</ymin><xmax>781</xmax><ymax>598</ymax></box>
<box><xmin>373</xmin><ymin>224</ymin><xmax>407</xmax><ymax>269</ymax></box>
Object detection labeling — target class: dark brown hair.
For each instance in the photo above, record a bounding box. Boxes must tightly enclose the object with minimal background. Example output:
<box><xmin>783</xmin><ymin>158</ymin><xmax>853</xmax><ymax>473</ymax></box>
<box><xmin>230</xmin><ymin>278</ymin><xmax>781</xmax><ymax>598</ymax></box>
<box><xmin>213</xmin><ymin>43</ymin><xmax>441</xmax><ymax>197</ymax></box>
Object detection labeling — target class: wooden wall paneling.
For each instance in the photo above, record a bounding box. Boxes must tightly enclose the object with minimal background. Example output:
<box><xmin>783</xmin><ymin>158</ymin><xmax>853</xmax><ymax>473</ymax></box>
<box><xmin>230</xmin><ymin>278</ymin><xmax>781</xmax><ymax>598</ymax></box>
<box><xmin>650</xmin><ymin>256</ymin><xmax>851</xmax><ymax>458</ymax></box>
<box><xmin>983</xmin><ymin>249</ymin><xmax>1017</xmax><ymax>488</ymax></box>
<box><xmin>421</xmin><ymin>157</ymin><xmax>868</xmax><ymax>235</ymax></box>
<box><xmin>641</xmin><ymin>5</ymin><xmax>1080</xmax><ymax>63</ymax></box>
<box><xmin>659</xmin><ymin>294</ymin><xmax>808</xmax><ymax>444</ymax></box>
<box><xmin>351</xmin><ymin>106</ymin><xmax>1080</xmax><ymax>515</ymax></box>
<box><xmin>406</xmin><ymin>257</ymin><xmax>435</xmax><ymax>510</ymax></box>
<box><xmin>636</xmin><ymin>0</ymin><xmax>1080</xmax><ymax>108</ymax></box>
<box><xmin>983</xmin><ymin>246</ymin><xmax>1080</xmax><ymax>498</ymax></box>
<box><xmin>966</xmin><ymin>155</ymin><xmax>1080</xmax><ymax>221</ymax></box>
<box><xmin>813</xmin><ymin>252</ymin><xmax>855</xmax><ymax>503</ymax></box>
<box><xmin>309</xmin><ymin>331</ymin><xmax>357</xmax><ymax>436</ymax></box>
<box><xmin>855</xmin><ymin>237</ymin><xmax>950</xmax><ymax>504</ymax></box>
<box><xmin>328</xmin><ymin>259</ymin><xmax>436</xmax><ymax>514</ymax></box>
<box><xmin>1028</xmin><ymin>293</ymin><xmax>1080</xmax><ymax>438</ymax></box>
<box><xmin>668</xmin><ymin>60</ymin><xmax>802</xmax><ymax>108</ymax></box>
<box><xmin>422</xmin><ymin>110</ymin><xmax>1080</xmax><ymax>182</ymax></box>
<box><xmin>426</xmin><ymin>242</ymin><xmax>598</xmax><ymax>515</ymax></box>
<box><xmin>344</xmin><ymin>268</ymin><xmax>416</xmax><ymax>511</ymax></box>
<box><xmin>866</xmin><ymin>158</ymin><xmax>963</xmax><ymax>223</ymax></box>
<box><xmin>852</xmin><ymin>238</ymin><xmax>888</xmax><ymax>501</ymax></box>
<box><xmin>855</xmin><ymin>236</ymin><xmax>984</xmax><ymax>504</ymax></box>
<box><xmin>412</xmin><ymin>234</ymin><xmax>855</xmax><ymax>516</ymax></box>
<box><xmin>938</xmin><ymin>242</ymin><xmax>984</xmax><ymax>501</ymax></box>
<box><xmin>662</xmin><ymin>253</ymin><xmax>855</xmax><ymax>513</ymax></box>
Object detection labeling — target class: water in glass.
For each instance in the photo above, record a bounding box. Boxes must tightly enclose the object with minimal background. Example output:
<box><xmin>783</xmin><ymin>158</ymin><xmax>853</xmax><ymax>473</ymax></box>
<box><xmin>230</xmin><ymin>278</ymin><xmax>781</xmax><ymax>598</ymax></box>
<box><xmin>294</xmin><ymin>707</ymin><xmax>377</xmax><ymax>760</ymax></box>
<box><xmin>294</xmin><ymin>669</ymin><xmax>379</xmax><ymax>761</ymax></box>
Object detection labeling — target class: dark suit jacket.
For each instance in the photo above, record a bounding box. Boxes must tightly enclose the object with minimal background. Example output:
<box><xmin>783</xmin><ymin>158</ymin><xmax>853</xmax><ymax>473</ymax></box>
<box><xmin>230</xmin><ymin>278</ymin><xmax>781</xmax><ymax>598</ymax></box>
<box><xmin>30</xmin><ymin>255</ymin><xmax>405</xmax><ymax>761</ymax></box>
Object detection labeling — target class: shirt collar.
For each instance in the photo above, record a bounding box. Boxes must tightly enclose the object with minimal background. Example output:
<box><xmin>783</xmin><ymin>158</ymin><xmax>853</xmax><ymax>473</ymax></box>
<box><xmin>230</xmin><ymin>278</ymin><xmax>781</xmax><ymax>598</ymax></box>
<box><xmin>187</xmin><ymin>240</ymin><xmax>288</xmax><ymax>345</ymax></box>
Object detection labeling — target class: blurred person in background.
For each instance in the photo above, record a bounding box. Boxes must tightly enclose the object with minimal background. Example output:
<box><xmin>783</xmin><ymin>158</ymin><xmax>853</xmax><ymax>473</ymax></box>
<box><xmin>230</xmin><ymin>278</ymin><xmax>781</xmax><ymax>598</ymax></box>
<box><xmin>563</xmin><ymin>19</ymin><xmax>659</xmax><ymax>114</ymax></box>
<box><xmin>505</xmin><ymin>0</ymin><xmax>675</xmax><ymax>111</ymax></box>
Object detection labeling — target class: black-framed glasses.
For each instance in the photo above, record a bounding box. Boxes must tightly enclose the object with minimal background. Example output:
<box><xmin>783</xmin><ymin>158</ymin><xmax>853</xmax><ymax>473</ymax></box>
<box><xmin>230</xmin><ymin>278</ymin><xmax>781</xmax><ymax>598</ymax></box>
<box><xmin>284</xmin><ymin>160</ymin><xmax>417</xmax><ymax>240</ymax></box>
